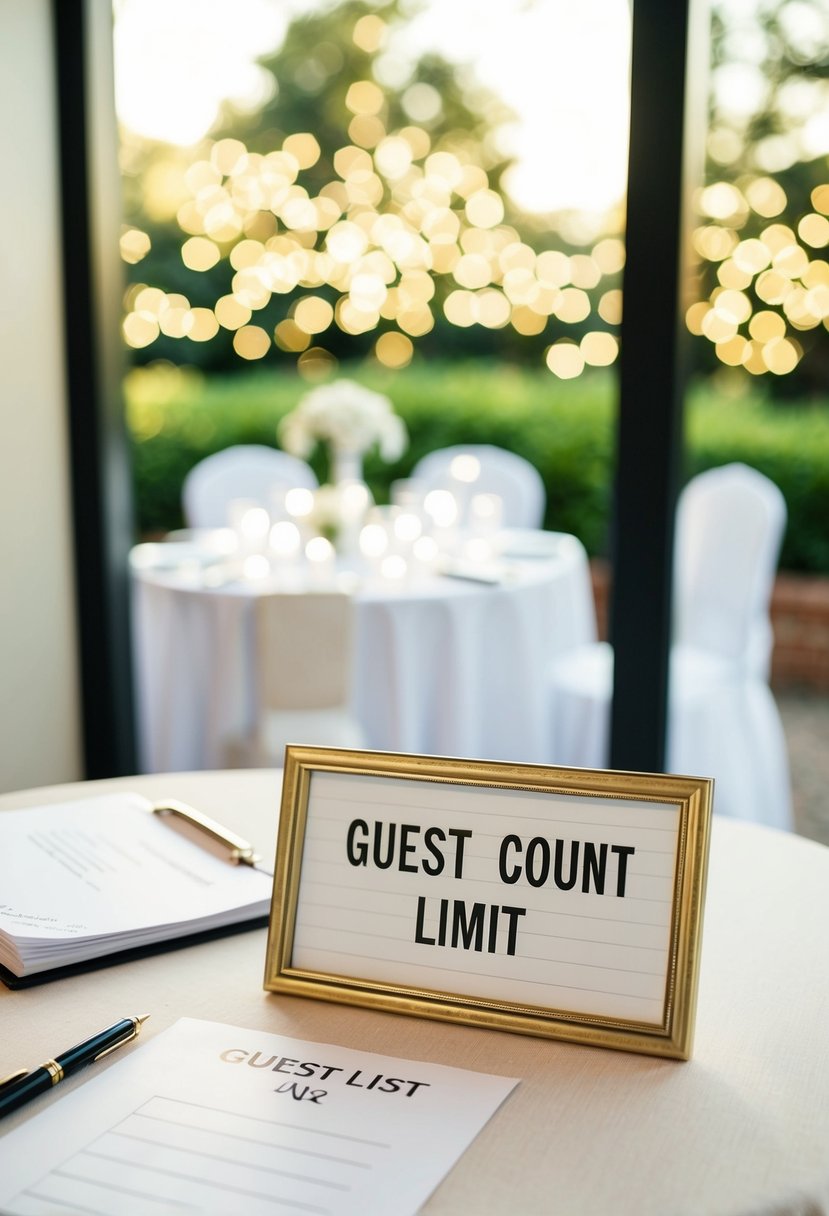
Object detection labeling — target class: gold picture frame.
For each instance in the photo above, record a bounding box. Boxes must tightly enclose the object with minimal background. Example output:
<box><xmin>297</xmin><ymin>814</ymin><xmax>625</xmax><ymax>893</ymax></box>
<box><xmin>264</xmin><ymin>747</ymin><xmax>712</xmax><ymax>1060</ymax></box>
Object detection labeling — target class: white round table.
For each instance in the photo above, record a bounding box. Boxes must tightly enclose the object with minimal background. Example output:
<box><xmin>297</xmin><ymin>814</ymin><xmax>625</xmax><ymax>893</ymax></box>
<box><xmin>130</xmin><ymin>532</ymin><xmax>596</xmax><ymax>773</ymax></box>
<box><xmin>1</xmin><ymin>770</ymin><xmax>827</xmax><ymax>1216</ymax></box>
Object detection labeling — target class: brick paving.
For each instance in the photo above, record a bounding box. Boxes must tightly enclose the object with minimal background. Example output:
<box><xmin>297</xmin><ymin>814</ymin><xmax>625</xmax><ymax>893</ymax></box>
<box><xmin>779</xmin><ymin>691</ymin><xmax>829</xmax><ymax>847</ymax></box>
<box><xmin>771</xmin><ymin>575</ymin><xmax>829</xmax><ymax>691</ymax></box>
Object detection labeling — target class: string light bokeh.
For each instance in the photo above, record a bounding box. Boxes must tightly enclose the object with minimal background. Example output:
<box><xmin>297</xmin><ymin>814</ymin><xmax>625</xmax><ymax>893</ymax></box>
<box><xmin>688</xmin><ymin>179</ymin><xmax>829</xmax><ymax>375</ymax></box>
<box><xmin>116</xmin><ymin>0</ymin><xmax>829</xmax><ymax>382</ymax></box>
<box><xmin>119</xmin><ymin>21</ymin><xmax>627</xmax><ymax>380</ymax></box>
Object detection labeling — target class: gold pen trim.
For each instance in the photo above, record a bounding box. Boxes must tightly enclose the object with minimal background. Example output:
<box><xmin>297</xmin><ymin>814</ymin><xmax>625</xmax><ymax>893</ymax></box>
<box><xmin>94</xmin><ymin>1036</ymin><xmax>133</xmax><ymax>1062</ymax></box>
<box><xmin>43</xmin><ymin>1060</ymin><xmax>64</xmax><ymax>1086</ymax></box>
<box><xmin>93</xmin><ymin>1014</ymin><xmax>150</xmax><ymax>1061</ymax></box>
<box><xmin>0</xmin><ymin>1069</ymin><xmax>29</xmax><ymax>1092</ymax></box>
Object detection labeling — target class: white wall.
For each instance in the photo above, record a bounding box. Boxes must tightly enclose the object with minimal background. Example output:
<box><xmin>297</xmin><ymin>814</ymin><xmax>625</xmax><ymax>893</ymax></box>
<box><xmin>0</xmin><ymin>0</ymin><xmax>83</xmax><ymax>792</ymax></box>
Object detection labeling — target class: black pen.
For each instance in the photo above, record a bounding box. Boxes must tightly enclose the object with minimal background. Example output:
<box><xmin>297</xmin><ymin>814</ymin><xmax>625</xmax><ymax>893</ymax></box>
<box><xmin>0</xmin><ymin>1014</ymin><xmax>150</xmax><ymax>1119</ymax></box>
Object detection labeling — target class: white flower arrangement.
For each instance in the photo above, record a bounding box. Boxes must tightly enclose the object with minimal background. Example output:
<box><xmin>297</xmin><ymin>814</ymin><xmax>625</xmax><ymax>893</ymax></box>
<box><xmin>278</xmin><ymin>379</ymin><xmax>407</xmax><ymax>461</ymax></box>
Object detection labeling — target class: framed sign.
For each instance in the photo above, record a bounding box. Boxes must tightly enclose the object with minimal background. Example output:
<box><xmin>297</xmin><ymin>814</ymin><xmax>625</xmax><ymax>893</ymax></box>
<box><xmin>264</xmin><ymin>747</ymin><xmax>712</xmax><ymax>1059</ymax></box>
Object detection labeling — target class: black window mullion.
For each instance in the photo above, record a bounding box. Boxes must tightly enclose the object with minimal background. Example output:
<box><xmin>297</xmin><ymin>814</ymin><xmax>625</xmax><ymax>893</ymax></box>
<box><xmin>52</xmin><ymin>0</ymin><xmax>136</xmax><ymax>777</ymax></box>
<box><xmin>610</xmin><ymin>0</ymin><xmax>708</xmax><ymax>772</ymax></box>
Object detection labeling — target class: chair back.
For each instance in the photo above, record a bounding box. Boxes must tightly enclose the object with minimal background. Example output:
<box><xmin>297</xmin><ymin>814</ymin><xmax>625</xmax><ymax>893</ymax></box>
<box><xmin>673</xmin><ymin>463</ymin><xmax>786</xmax><ymax>671</ymax></box>
<box><xmin>411</xmin><ymin>444</ymin><xmax>545</xmax><ymax>528</ymax></box>
<box><xmin>255</xmin><ymin>591</ymin><xmax>355</xmax><ymax>713</ymax></box>
<box><xmin>182</xmin><ymin>445</ymin><xmax>318</xmax><ymax>529</ymax></box>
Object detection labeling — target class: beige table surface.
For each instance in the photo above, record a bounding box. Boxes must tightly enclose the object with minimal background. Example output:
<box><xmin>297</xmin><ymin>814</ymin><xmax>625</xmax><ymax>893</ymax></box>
<box><xmin>1</xmin><ymin>770</ymin><xmax>827</xmax><ymax>1216</ymax></box>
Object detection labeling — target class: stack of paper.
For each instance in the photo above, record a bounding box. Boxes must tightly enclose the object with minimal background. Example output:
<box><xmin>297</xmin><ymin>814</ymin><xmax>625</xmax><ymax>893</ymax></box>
<box><xmin>0</xmin><ymin>794</ymin><xmax>273</xmax><ymax>983</ymax></box>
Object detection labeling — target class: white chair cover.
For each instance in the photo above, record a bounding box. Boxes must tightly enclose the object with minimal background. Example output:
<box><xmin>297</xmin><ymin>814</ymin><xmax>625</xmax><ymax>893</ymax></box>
<box><xmin>411</xmin><ymin>444</ymin><xmax>546</xmax><ymax>529</ymax></box>
<box><xmin>226</xmin><ymin>590</ymin><xmax>364</xmax><ymax>765</ymax></box>
<box><xmin>182</xmin><ymin>445</ymin><xmax>318</xmax><ymax>529</ymax></box>
<box><xmin>674</xmin><ymin>462</ymin><xmax>786</xmax><ymax>678</ymax></box>
<box><xmin>547</xmin><ymin>464</ymin><xmax>793</xmax><ymax>830</ymax></box>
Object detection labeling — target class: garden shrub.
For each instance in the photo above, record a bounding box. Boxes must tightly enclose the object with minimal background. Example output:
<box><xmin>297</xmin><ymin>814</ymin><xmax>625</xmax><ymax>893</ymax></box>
<box><xmin>126</xmin><ymin>363</ymin><xmax>829</xmax><ymax>575</ymax></box>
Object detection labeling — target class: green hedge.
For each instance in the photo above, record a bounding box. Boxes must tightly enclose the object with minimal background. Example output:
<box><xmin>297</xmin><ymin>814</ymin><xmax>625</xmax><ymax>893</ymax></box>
<box><xmin>686</xmin><ymin>393</ymin><xmax>829</xmax><ymax>574</ymax></box>
<box><xmin>126</xmin><ymin>363</ymin><xmax>829</xmax><ymax>574</ymax></box>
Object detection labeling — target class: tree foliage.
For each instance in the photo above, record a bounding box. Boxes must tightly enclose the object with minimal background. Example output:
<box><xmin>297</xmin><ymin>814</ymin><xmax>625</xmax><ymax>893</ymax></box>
<box><xmin>119</xmin><ymin>0</ymin><xmax>829</xmax><ymax>392</ymax></box>
<box><xmin>691</xmin><ymin>2</ymin><xmax>829</xmax><ymax>390</ymax></box>
<box><xmin>120</xmin><ymin>0</ymin><xmax>622</xmax><ymax>378</ymax></box>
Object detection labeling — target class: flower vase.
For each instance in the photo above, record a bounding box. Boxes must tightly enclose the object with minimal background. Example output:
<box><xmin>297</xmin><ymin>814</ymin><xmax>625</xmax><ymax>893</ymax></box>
<box><xmin>329</xmin><ymin>446</ymin><xmax>370</xmax><ymax>561</ymax></box>
<box><xmin>331</xmin><ymin>446</ymin><xmax>364</xmax><ymax>487</ymax></box>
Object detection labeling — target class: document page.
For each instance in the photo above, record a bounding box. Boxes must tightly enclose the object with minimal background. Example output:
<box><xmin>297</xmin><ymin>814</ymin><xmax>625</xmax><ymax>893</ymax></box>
<box><xmin>0</xmin><ymin>1018</ymin><xmax>518</xmax><ymax>1216</ymax></box>
<box><xmin>0</xmin><ymin>795</ymin><xmax>272</xmax><ymax>976</ymax></box>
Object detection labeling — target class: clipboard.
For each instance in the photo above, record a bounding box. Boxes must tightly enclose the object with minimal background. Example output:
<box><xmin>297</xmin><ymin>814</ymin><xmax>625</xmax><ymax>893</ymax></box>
<box><xmin>0</xmin><ymin>797</ymin><xmax>274</xmax><ymax>989</ymax></box>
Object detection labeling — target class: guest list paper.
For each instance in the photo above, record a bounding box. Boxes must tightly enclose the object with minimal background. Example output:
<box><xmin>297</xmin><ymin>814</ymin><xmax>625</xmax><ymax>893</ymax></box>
<box><xmin>0</xmin><ymin>1018</ymin><xmax>518</xmax><ymax>1216</ymax></box>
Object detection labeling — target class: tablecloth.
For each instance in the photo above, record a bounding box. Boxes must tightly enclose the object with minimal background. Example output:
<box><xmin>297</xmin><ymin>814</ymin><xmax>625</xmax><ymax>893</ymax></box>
<box><xmin>131</xmin><ymin>533</ymin><xmax>597</xmax><ymax>773</ymax></box>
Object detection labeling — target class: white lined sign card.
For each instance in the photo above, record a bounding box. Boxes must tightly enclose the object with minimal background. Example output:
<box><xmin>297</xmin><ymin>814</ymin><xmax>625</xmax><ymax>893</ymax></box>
<box><xmin>264</xmin><ymin>748</ymin><xmax>712</xmax><ymax>1059</ymax></box>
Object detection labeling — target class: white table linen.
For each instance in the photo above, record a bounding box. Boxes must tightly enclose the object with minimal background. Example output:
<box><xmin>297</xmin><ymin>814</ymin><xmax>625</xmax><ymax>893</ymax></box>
<box><xmin>1</xmin><ymin>770</ymin><xmax>827</xmax><ymax>1216</ymax></box>
<box><xmin>131</xmin><ymin>532</ymin><xmax>596</xmax><ymax>773</ymax></box>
